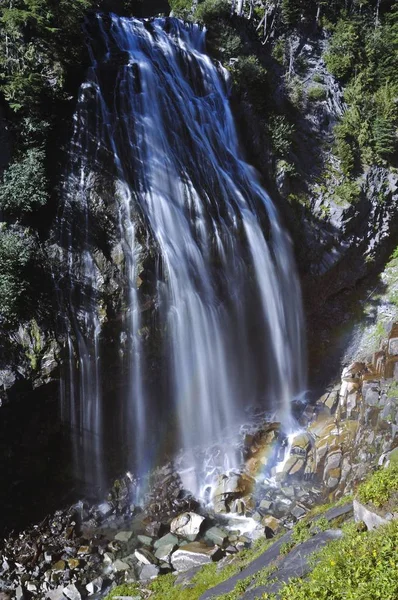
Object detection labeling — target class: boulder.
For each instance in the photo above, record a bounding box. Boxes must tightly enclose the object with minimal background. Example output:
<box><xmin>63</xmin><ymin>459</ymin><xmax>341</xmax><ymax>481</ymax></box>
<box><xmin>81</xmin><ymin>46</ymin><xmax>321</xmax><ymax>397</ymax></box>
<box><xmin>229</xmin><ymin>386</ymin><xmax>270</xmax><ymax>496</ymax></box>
<box><xmin>154</xmin><ymin>542</ymin><xmax>176</xmax><ymax>563</ymax></box>
<box><xmin>353</xmin><ymin>499</ymin><xmax>396</xmax><ymax>530</ymax></box>
<box><xmin>388</xmin><ymin>338</ymin><xmax>398</xmax><ymax>356</ymax></box>
<box><xmin>112</xmin><ymin>559</ymin><xmax>130</xmax><ymax>572</ymax></box>
<box><xmin>170</xmin><ymin>512</ymin><xmax>205</xmax><ymax>541</ymax></box>
<box><xmin>85</xmin><ymin>577</ymin><xmax>103</xmax><ymax>595</ymax></box>
<box><xmin>263</xmin><ymin>515</ymin><xmax>281</xmax><ymax>538</ymax></box>
<box><xmin>204</xmin><ymin>526</ymin><xmax>228</xmax><ymax>546</ymax></box>
<box><xmin>171</xmin><ymin>542</ymin><xmax>223</xmax><ymax>572</ymax></box>
<box><xmin>134</xmin><ymin>548</ymin><xmax>157</xmax><ymax>565</ymax></box>
<box><xmin>154</xmin><ymin>533</ymin><xmax>179</xmax><ymax>549</ymax></box>
<box><xmin>138</xmin><ymin>563</ymin><xmax>159</xmax><ymax>580</ymax></box>
<box><xmin>114</xmin><ymin>531</ymin><xmax>133</xmax><ymax>543</ymax></box>
<box><xmin>62</xmin><ymin>585</ymin><xmax>82</xmax><ymax>600</ymax></box>
<box><xmin>137</xmin><ymin>535</ymin><xmax>153</xmax><ymax>546</ymax></box>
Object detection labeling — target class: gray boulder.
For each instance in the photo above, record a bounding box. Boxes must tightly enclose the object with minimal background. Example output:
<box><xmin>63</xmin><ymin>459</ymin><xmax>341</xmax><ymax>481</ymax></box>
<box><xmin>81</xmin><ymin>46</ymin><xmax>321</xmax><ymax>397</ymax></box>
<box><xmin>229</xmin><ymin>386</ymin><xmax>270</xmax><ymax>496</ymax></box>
<box><xmin>171</xmin><ymin>542</ymin><xmax>223</xmax><ymax>572</ymax></box>
<box><xmin>170</xmin><ymin>512</ymin><xmax>205</xmax><ymax>541</ymax></box>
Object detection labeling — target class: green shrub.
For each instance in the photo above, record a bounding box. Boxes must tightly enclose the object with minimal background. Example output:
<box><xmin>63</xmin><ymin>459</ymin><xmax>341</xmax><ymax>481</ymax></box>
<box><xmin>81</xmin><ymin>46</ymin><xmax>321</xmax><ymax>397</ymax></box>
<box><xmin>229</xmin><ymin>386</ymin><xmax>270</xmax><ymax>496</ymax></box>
<box><xmin>0</xmin><ymin>0</ymin><xmax>91</xmax><ymax>113</ymax></box>
<box><xmin>272</xmin><ymin>38</ymin><xmax>286</xmax><ymax>65</ymax></box>
<box><xmin>279</xmin><ymin>520</ymin><xmax>398</xmax><ymax>600</ymax></box>
<box><xmin>168</xmin><ymin>0</ymin><xmax>192</xmax><ymax>18</ymax></box>
<box><xmin>307</xmin><ymin>85</ymin><xmax>327</xmax><ymax>102</ymax></box>
<box><xmin>268</xmin><ymin>115</ymin><xmax>295</xmax><ymax>157</ymax></box>
<box><xmin>286</xmin><ymin>75</ymin><xmax>304</xmax><ymax>109</ymax></box>
<box><xmin>358</xmin><ymin>464</ymin><xmax>398</xmax><ymax>508</ymax></box>
<box><xmin>195</xmin><ymin>0</ymin><xmax>230</xmax><ymax>24</ymax></box>
<box><xmin>0</xmin><ymin>225</ymin><xmax>36</xmax><ymax>325</ymax></box>
<box><xmin>0</xmin><ymin>148</ymin><xmax>49</xmax><ymax>216</ymax></box>
<box><xmin>333</xmin><ymin>179</ymin><xmax>361</xmax><ymax>205</ymax></box>
<box><xmin>230</xmin><ymin>55</ymin><xmax>267</xmax><ymax>110</ymax></box>
<box><xmin>324</xmin><ymin>18</ymin><xmax>364</xmax><ymax>81</ymax></box>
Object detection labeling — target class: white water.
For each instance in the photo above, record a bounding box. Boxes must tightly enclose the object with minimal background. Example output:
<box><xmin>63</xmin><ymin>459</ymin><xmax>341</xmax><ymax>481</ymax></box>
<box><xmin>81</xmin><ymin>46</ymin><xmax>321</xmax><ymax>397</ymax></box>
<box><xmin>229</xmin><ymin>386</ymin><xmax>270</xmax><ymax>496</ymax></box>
<box><xmin>57</xmin><ymin>15</ymin><xmax>306</xmax><ymax>495</ymax></box>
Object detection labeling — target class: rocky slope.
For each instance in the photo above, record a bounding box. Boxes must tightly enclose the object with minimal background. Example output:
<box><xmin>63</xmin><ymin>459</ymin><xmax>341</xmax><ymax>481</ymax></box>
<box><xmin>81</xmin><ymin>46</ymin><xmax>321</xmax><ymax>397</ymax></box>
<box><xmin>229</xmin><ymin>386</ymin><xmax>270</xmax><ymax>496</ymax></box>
<box><xmin>1</xmin><ymin>320</ymin><xmax>398</xmax><ymax>599</ymax></box>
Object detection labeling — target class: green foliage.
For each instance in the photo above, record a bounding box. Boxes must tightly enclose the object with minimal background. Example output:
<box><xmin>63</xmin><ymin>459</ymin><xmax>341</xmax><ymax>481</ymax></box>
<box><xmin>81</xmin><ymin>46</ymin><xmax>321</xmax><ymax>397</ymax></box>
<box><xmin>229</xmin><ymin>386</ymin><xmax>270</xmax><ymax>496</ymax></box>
<box><xmin>325</xmin><ymin>7</ymin><xmax>398</xmax><ymax>174</ymax></box>
<box><xmin>279</xmin><ymin>519</ymin><xmax>398</xmax><ymax>600</ymax></box>
<box><xmin>268</xmin><ymin>115</ymin><xmax>295</xmax><ymax>157</ymax></box>
<box><xmin>358</xmin><ymin>464</ymin><xmax>398</xmax><ymax>508</ymax></box>
<box><xmin>230</xmin><ymin>55</ymin><xmax>267</xmax><ymax>110</ymax></box>
<box><xmin>0</xmin><ymin>0</ymin><xmax>91</xmax><ymax>114</ymax></box>
<box><xmin>280</xmin><ymin>541</ymin><xmax>295</xmax><ymax>555</ymax></box>
<box><xmin>280</xmin><ymin>0</ymin><xmax>316</xmax><ymax>28</ymax></box>
<box><xmin>307</xmin><ymin>85</ymin><xmax>327</xmax><ymax>102</ymax></box>
<box><xmin>0</xmin><ymin>148</ymin><xmax>49</xmax><ymax>216</ymax></box>
<box><xmin>0</xmin><ymin>224</ymin><xmax>36</xmax><ymax>325</ymax></box>
<box><xmin>373</xmin><ymin>117</ymin><xmax>396</xmax><ymax>158</ymax></box>
<box><xmin>286</xmin><ymin>75</ymin><xmax>304</xmax><ymax>109</ymax></box>
<box><xmin>291</xmin><ymin>519</ymin><xmax>311</xmax><ymax>544</ymax></box>
<box><xmin>272</xmin><ymin>38</ymin><xmax>286</xmax><ymax>65</ymax></box>
<box><xmin>168</xmin><ymin>0</ymin><xmax>192</xmax><ymax>19</ymax></box>
<box><xmin>387</xmin><ymin>381</ymin><xmax>398</xmax><ymax>398</ymax></box>
<box><xmin>195</xmin><ymin>0</ymin><xmax>230</xmax><ymax>24</ymax></box>
<box><xmin>314</xmin><ymin>516</ymin><xmax>329</xmax><ymax>532</ymax></box>
<box><xmin>333</xmin><ymin>179</ymin><xmax>361</xmax><ymax>205</ymax></box>
<box><xmin>324</xmin><ymin>18</ymin><xmax>364</xmax><ymax>81</ymax></box>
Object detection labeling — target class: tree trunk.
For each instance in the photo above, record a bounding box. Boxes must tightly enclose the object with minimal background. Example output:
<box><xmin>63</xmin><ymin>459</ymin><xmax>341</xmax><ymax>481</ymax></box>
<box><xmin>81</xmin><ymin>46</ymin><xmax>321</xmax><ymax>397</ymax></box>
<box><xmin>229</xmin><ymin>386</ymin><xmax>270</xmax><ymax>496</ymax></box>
<box><xmin>236</xmin><ymin>0</ymin><xmax>245</xmax><ymax>16</ymax></box>
<box><xmin>375</xmin><ymin>0</ymin><xmax>381</xmax><ymax>28</ymax></box>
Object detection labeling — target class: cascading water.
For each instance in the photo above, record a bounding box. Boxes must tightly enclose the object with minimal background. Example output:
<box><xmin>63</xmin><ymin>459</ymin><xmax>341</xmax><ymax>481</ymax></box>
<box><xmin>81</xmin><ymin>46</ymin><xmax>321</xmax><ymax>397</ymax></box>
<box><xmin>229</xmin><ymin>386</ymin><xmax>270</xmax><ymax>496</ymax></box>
<box><xmin>57</xmin><ymin>14</ymin><xmax>306</xmax><ymax>497</ymax></box>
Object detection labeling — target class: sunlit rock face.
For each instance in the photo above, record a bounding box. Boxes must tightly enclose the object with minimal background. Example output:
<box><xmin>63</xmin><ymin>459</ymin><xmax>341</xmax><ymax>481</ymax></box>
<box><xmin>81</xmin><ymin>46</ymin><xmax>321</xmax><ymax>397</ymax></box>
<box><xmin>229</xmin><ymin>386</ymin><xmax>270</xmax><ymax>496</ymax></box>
<box><xmin>57</xmin><ymin>14</ymin><xmax>306</xmax><ymax>496</ymax></box>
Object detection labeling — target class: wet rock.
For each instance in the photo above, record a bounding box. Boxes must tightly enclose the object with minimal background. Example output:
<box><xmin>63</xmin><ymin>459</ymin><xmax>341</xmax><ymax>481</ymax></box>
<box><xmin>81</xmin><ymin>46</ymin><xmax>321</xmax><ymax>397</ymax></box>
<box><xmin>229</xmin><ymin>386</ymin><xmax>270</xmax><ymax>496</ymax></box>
<box><xmin>144</xmin><ymin>467</ymin><xmax>198</xmax><ymax>521</ymax></box>
<box><xmin>85</xmin><ymin>576</ymin><xmax>103</xmax><ymax>595</ymax></box>
<box><xmin>171</xmin><ymin>542</ymin><xmax>223</xmax><ymax>572</ymax></box>
<box><xmin>153</xmin><ymin>533</ymin><xmax>179</xmax><ymax>549</ymax></box>
<box><xmin>174</xmin><ymin>566</ymin><xmax>203</xmax><ymax>587</ymax></box>
<box><xmin>138</xmin><ymin>563</ymin><xmax>160</xmax><ymax>580</ymax></box>
<box><xmin>154</xmin><ymin>543</ymin><xmax>176</xmax><ymax>563</ymax></box>
<box><xmin>291</xmin><ymin>505</ymin><xmax>307</xmax><ymax>519</ymax></box>
<box><xmin>281</xmin><ymin>456</ymin><xmax>305</xmax><ymax>478</ymax></box>
<box><xmin>137</xmin><ymin>535</ymin><xmax>152</xmax><ymax>547</ymax></box>
<box><xmin>134</xmin><ymin>548</ymin><xmax>157</xmax><ymax>565</ymax></box>
<box><xmin>112</xmin><ymin>559</ymin><xmax>130</xmax><ymax>572</ymax></box>
<box><xmin>44</xmin><ymin>586</ymin><xmax>68</xmax><ymax>600</ymax></box>
<box><xmin>52</xmin><ymin>560</ymin><xmax>66</xmax><ymax>573</ymax></box>
<box><xmin>258</xmin><ymin>499</ymin><xmax>273</xmax><ymax>513</ymax></box>
<box><xmin>63</xmin><ymin>584</ymin><xmax>82</xmax><ymax>600</ymax></box>
<box><xmin>170</xmin><ymin>512</ymin><xmax>205</xmax><ymax>541</ymax></box>
<box><xmin>204</xmin><ymin>526</ymin><xmax>228</xmax><ymax>546</ymax></box>
<box><xmin>114</xmin><ymin>531</ymin><xmax>133</xmax><ymax>543</ymax></box>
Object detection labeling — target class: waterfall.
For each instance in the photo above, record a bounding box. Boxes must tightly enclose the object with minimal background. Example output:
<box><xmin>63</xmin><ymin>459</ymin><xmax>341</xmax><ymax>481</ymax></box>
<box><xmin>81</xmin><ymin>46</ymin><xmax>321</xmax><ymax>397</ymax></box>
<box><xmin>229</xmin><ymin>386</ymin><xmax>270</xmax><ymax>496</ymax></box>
<box><xmin>57</xmin><ymin>14</ymin><xmax>306</xmax><ymax>496</ymax></box>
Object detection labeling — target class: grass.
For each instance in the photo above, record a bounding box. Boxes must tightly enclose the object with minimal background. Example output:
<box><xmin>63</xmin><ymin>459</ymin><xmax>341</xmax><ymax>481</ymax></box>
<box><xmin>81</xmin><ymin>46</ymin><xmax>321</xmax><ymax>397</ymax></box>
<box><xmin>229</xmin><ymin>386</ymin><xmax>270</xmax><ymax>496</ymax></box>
<box><xmin>357</xmin><ymin>463</ymin><xmax>398</xmax><ymax>508</ymax></box>
<box><xmin>278</xmin><ymin>519</ymin><xmax>398</xmax><ymax>600</ymax></box>
<box><xmin>307</xmin><ymin>85</ymin><xmax>327</xmax><ymax>102</ymax></box>
<box><xmin>387</xmin><ymin>381</ymin><xmax>398</xmax><ymax>398</ymax></box>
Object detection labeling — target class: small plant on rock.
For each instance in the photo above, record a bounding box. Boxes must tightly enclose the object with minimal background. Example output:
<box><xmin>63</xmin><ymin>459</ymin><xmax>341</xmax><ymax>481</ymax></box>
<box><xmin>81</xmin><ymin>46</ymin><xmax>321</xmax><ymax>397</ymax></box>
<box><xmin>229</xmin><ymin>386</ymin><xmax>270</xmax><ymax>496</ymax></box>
<box><xmin>358</xmin><ymin>463</ymin><xmax>398</xmax><ymax>508</ymax></box>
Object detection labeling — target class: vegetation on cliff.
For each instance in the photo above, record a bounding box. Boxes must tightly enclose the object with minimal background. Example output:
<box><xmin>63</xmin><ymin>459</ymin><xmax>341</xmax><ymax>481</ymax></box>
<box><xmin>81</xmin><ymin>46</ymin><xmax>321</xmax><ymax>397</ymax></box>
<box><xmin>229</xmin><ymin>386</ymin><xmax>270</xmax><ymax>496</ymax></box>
<box><xmin>0</xmin><ymin>0</ymin><xmax>396</xmax><ymax>330</ymax></box>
